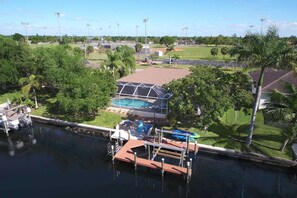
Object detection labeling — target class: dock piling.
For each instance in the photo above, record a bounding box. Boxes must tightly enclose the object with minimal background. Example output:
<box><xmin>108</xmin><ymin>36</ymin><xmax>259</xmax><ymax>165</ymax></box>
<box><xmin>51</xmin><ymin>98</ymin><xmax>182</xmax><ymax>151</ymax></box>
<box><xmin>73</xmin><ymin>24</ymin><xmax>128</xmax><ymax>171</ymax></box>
<box><xmin>186</xmin><ymin>135</ymin><xmax>190</xmax><ymax>157</ymax></box>
<box><xmin>111</xmin><ymin>145</ymin><xmax>115</xmax><ymax>164</ymax></box>
<box><xmin>148</xmin><ymin>145</ymin><xmax>151</xmax><ymax>160</ymax></box>
<box><xmin>186</xmin><ymin>161</ymin><xmax>191</xmax><ymax>182</ymax></box>
<box><xmin>189</xmin><ymin>158</ymin><xmax>192</xmax><ymax>170</ymax></box>
<box><xmin>161</xmin><ymin>158</ymin><xmax>164</xmax><ymax>175</ymax></box>
<box><xmin>134</xmin><ymin>152</ymin><xmax>137</xmax><ymax>170</ymax></box>
<box><xmin>128</xmin><ymin>130</ymin><xmax>131</xmax><ymax>140</ymax></box>
<box><xmin>194</xmin><ymin>141</ymin><xmax>198</xmax><ymax>157</ymax></box>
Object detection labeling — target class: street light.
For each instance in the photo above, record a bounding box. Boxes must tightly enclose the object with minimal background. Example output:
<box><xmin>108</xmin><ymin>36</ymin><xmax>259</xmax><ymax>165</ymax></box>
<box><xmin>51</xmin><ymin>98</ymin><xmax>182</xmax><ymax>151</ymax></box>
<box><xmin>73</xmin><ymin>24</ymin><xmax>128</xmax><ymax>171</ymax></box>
<box><xmin>21</xmin><ymin>22</ymin><xmax>29</xmax><ymax>42</ymax></box>
<box><xmin>143</xmin><ymin>18</ymin><xmax>148</xmax><ymax>45</ymax></box>
<box><xmin>56</xmin><ymin>12</ymin><xmax>62</xmax><ymax>42</ymax></box>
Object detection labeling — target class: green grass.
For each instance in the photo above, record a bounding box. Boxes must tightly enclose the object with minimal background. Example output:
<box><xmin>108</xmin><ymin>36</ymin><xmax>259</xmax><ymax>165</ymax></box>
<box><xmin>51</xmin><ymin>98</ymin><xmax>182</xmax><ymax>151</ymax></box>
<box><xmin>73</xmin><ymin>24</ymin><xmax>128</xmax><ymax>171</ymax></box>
<box><xmin>182</xmin><ymin>110</ymin><xmax>293</xmax><ymax>160</ymax></box>
<box><xmin>153</xmin><ymin>46</ymin><xmax>234</xmax><ymax>61</ymax></box>
<box><xmin>0</xmin><ymin>91</ymin><xmax>21</xmax><ymax>103</ymax></box>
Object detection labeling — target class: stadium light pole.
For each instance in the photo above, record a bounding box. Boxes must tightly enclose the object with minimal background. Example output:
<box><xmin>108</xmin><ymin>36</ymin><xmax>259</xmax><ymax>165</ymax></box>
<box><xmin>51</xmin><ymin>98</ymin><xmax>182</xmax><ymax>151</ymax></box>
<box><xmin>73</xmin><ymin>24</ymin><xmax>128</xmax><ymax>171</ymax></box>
<box><xmin>184</xmin><ymin>27</ymin><xmax>189</xmax><ymax>44</ymax></box>
<box><xmin>117</xmin><ymin>23</ymin><xmax>120</xmax><ymax>42</ymax></box>
<box><xmin>56</xmin><ymin>12</ymin><xmax>62</xmax><ymax>42</ymax></box>
<box><xmin>260</xmin><ymin>18</ymin><xmax>265</xmax><ymax>35</ymax></box>
<box><xmin>21</xmin><ymin>22</ymin><xmax>29</xmax><ymax>42</ymax></box>
<box><xmin>143</xmin><ymin>18</ymin><xmax>148</xmax><ymax>45</ymax></box>
<box><xmin>136</xmin><ymin>25</ymin><xmax>139</xmax><ymax>43</ymax></box>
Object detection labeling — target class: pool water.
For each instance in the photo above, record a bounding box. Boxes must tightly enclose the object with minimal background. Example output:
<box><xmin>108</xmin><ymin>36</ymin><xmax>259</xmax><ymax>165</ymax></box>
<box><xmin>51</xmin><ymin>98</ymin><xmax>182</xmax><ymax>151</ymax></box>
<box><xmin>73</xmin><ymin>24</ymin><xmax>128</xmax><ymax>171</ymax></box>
<box><xmin>0</xmin><ymin>124</ymin><xmax>296</xmax><ymax>198</ymax></box>
<box><xmin>112</xmin><ymin>98</ymin><xmax>152</xmax><ymax>108</ymax></box>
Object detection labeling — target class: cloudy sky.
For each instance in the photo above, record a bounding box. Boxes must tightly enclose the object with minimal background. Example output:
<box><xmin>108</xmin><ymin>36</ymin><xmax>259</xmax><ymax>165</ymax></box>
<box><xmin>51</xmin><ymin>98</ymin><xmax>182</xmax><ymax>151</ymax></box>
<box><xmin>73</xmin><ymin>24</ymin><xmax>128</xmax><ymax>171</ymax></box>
<box><xmin>0</xmin><ymin>0</ymin><xmax>297</xmax><ymax>37</ymax></box>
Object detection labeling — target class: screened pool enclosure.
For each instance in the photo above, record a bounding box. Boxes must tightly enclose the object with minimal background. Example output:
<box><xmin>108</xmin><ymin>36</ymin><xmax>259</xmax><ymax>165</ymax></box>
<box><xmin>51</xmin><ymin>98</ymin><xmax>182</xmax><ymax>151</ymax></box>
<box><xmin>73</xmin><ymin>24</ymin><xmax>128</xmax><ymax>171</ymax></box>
<box><xmin>113</xmin><ymin>81</ymin><xmax>172</xmax><ymax>114</ymax></box>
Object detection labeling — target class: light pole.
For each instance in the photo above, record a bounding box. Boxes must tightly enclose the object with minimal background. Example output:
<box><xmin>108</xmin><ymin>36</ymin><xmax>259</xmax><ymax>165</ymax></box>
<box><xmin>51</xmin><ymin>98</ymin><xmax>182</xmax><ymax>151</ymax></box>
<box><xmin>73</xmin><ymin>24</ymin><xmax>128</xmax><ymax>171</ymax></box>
<box><xmin>56</xmin><ymin>12</ymin><xmax>62</xmax><ymax>42</ymax></box>
<box><xmin>260</xmin><ymin>18</ymin><xmax>265</xmax><ymax>35</ymax></box>
<box><xmin>117</xmin><ymin>23</ymin><xmax>120</xmax><ymax>40</ymax></box>
<box><xmin>143</xmin><ymin>18</ymin><xmax>148</xmax><ymax>45</ymax></box>
<box><xmin>21</xmin><ymin>22</ymin><xmax>29</xmax><ymax>42</ymax></box>
<box><xmin>184</xmin><ymin>27</ymin><xmax>189</xmax><ymax>44</ymax></box>
<box><xmin>87</xmin><ymin>23</ymin><xmax>91</xmax><ymax>40</ymax></box>
<box><xmin>135</xmin><ymin>25</ymin><xmax>139</xmax><ymax>43</ymax></box>
<box><xmin>249</xmin><ymin>25</ymin><xmax>253</xmax><ymax>33</ymax></box>
<box><xmin>99</xmin><ymin>27</ymin><xmax>103</xmax><ymax>41</ymax></box>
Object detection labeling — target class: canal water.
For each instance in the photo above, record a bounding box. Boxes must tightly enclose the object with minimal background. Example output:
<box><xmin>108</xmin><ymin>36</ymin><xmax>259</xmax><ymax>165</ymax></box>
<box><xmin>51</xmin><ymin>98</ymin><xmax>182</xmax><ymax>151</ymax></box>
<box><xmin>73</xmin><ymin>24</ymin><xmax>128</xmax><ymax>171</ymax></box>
<box><xmin>0</xmin><ymin>123</ymin><xmax>296</xmax><ymax>198</ymax></box>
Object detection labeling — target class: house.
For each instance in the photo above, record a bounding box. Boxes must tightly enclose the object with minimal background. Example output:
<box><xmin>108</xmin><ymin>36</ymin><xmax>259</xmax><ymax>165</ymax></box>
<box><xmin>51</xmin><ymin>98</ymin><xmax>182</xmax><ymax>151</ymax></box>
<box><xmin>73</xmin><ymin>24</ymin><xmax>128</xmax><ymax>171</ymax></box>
<box><xmin>249</xmin><ymin>68</ymin><xmax>297</xmax><ymax>109</ymax></box>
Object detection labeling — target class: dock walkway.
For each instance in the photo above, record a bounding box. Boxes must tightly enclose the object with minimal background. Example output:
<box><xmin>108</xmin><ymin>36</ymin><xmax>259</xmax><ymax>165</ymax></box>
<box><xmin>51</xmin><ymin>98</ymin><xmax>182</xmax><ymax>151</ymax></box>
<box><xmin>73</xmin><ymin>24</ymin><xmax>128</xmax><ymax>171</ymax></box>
<box><xmin>114</xmin><ymin>139</ymin><xmax>198</xmax><ymax>175</ymax></box>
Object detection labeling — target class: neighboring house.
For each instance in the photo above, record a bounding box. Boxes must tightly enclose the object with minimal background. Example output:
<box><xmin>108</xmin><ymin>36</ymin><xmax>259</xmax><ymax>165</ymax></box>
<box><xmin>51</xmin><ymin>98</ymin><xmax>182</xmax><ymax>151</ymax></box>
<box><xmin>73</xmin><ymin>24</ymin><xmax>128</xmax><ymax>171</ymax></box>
<box><xmin>249</xmin><ymin>68</ymin><xmax>297</xmax><ymax>109</ymax></box>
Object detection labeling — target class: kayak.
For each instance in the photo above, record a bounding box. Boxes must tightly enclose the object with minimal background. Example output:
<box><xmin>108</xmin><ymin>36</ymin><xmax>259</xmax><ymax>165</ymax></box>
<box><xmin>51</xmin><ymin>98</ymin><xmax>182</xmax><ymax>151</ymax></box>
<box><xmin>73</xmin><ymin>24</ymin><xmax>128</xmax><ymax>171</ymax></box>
<box><xmin>172</xmin><ymin>129</ymin><xmax>200</xmax><ymax>140</ymax></box>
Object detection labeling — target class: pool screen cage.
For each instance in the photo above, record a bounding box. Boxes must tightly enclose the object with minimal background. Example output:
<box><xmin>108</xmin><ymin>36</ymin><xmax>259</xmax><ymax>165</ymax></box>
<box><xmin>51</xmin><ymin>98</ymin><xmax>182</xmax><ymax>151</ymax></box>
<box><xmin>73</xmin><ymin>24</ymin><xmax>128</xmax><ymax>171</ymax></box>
<box><xmin>115</xmin><ymin>81</ymin><xmax>172</xmax><ymax>114</ymax></box>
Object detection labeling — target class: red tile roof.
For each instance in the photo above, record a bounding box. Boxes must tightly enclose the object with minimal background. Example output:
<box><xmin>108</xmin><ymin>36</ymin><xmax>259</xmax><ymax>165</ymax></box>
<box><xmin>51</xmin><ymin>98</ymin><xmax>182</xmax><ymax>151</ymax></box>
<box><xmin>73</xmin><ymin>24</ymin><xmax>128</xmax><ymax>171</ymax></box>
<box><xmin>118</xmin><ymin>67</ymin><xmax>190</xmax><ymax>86</ymax></box>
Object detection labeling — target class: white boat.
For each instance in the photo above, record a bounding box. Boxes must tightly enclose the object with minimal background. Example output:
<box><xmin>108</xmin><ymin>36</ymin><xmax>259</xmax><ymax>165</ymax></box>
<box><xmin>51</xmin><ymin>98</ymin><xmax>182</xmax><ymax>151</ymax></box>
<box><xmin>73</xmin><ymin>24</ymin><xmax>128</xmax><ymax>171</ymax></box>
<box><xmin>0</xmin><ymin>104</ymin><xmax>32</xmax><ymax>131</ymax></box>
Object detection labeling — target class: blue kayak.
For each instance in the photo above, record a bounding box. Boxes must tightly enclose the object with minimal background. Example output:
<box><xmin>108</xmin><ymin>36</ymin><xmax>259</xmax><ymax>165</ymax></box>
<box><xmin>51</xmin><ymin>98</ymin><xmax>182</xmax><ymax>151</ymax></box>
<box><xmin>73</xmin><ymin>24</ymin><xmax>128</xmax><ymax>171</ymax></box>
<box><xmin>172</xmin><ymin>129</ymin><xmax>200</xmax><ymax>140</ymax></box>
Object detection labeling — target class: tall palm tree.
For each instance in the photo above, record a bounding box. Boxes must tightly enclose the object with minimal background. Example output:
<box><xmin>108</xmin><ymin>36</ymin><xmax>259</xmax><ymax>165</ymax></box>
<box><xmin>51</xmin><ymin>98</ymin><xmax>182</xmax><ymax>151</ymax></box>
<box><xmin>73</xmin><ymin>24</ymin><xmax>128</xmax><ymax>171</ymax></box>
<box><xmin>19</xmin><ymin>74</ymin><xmax>42</xmax><ymax>109</ymax></box>
<box><xmin>230</xmin><ymin>26</ymin><xmax>297</xmax><ymax>147</ymax></box>
<box><xmin>104</xmin><ymin>46</ymin><xmax>136</xmax><ymax>79</ymax></box>
<box><xmin>172</xmin><ymin>54</ymin><xmax>180</xmax><ymax>68</ymax></box>
<box><xmin>165</xmin><ymin>45</ymin><xmax>175</xmax><ymax>65</ymax></box>
<box><xmin>265</xmin><ymin>82</ymin><xmax>297</xmax><ymax>151</ymax></box>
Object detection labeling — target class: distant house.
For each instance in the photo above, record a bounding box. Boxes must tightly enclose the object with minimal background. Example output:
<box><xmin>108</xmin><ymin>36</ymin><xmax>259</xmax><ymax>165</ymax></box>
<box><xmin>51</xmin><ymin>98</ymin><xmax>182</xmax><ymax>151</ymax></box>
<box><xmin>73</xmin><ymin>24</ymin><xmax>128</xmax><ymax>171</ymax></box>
<box><xmin>249</xmin><ymin>68</ymin><xmax>297</xmax><ymax>109</ymax></box>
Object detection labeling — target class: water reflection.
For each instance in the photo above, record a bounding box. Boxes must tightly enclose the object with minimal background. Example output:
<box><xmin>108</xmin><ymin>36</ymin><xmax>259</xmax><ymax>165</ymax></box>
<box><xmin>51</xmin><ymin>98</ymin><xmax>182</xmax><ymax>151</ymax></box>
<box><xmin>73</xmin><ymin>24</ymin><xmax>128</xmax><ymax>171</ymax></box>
<box><xmin>0</xmin><ymin>123</ymin><xmax>296</xmax><ymax>198</ymax></box>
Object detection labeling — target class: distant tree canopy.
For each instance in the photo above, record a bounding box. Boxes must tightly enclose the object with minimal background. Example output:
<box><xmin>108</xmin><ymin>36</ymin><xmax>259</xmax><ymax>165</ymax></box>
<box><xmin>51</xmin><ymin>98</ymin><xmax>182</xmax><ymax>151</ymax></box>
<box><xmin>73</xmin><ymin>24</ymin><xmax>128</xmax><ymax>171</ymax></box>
<box><xmin>160</xmin><ymin>36</ymin><xmax>175</xmax><ymax>47</ymax></box>
<box><xmin>164</xmin><ymin>67</ymin><xmax>252</xmax><ymax>128</ymax></box>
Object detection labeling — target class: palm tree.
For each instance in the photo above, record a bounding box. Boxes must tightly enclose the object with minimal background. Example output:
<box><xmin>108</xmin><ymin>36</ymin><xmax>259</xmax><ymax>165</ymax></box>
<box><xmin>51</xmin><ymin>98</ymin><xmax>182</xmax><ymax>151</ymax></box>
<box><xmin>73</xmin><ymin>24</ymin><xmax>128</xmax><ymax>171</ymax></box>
<box><xmin>165</xmin><ymin>45</ymin><xmax>175</xmax><ymax>65</ymax></box>
<box><xmin>172</xmin><ymin>54</ymin><xmax>180</xmax><ymax>68</ymax></box>
<box><xmin>19</xmin><ymin>74</ymin><xmax>42</xmax><ymax>109</ymax></box>
<box><xmin>104</xmin><ymin>46</ymin><xmax>136</xmax><ymax>79</ymax></box>
<box><xmin>229</xmin><ymin>26</ymin><xmax>297</xmax><ymax>147</ymax></box>
<box><xmin>265</xmin><ymin>82</ymin><xmax>297</xmax><ymax>151</ymax></box>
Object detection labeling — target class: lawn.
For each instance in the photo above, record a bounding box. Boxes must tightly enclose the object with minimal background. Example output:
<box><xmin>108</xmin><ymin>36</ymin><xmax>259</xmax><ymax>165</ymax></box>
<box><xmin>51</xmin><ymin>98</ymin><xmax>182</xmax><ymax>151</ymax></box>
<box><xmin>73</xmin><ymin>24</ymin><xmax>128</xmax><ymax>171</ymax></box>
<box><xmin>152</xmin><ymin>45</ymin><xmax>235</xmax><ymax>61</ymax></box>
<box><xmin>184</xmin><ymin>109</ymin><xmax>293</xmax><ymax>160</ymax></box>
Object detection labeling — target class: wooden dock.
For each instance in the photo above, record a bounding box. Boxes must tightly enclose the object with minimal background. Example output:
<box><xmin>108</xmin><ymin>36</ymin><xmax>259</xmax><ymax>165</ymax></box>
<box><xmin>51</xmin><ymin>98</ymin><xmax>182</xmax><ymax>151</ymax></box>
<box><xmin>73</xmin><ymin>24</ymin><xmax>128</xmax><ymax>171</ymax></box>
<box><xmin>114</xmin><ymin>139</ymin><xmax>198</xmax><ymax>176</ymax></box>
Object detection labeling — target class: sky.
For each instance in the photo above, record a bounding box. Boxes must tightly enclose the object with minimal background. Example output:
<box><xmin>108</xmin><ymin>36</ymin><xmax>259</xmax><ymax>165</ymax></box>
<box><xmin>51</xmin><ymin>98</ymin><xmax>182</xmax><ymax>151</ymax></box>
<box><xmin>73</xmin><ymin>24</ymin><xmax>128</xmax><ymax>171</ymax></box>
<box><xmin>0</xmin><ymin>0</ymin><xmax>297</xmax><ymax>37</ymax></box>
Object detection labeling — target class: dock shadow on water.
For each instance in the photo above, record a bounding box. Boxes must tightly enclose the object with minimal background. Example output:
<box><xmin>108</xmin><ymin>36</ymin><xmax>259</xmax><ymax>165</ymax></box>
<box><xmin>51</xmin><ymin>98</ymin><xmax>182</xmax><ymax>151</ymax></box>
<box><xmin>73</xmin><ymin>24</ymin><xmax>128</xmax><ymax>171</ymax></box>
<box><xmin>0</xmin><ymin>123</ymin><xmax>296</xmax><ymax>198</ymax></box>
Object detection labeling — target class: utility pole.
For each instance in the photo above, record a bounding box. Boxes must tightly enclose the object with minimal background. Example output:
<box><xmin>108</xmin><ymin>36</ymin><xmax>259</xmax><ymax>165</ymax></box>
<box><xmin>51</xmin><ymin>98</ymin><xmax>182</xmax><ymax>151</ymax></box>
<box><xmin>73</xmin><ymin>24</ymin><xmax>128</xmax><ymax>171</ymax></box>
<box><xmin>143</xmin><ymin>18</ymin><xmax>148</xmax><ymax>45</ymax></box>
<box><xmin>21</xmin><ymin>22</ymin><xmax>29</xmax><ymax>42</ymax></box>
<box><xmin>56</xmin><ymin>12</ymin><xmax>62</xmax><ymax>42</ymax></box>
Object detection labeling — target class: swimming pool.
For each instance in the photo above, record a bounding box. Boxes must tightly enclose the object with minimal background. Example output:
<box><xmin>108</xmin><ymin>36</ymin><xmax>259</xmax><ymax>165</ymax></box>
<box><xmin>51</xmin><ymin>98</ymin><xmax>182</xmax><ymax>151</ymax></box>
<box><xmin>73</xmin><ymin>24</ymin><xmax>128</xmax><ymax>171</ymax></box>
<box><xmin>112</xmin><ymin>98</ymin><xmax>152</xmax><ymax>109</ymax></box>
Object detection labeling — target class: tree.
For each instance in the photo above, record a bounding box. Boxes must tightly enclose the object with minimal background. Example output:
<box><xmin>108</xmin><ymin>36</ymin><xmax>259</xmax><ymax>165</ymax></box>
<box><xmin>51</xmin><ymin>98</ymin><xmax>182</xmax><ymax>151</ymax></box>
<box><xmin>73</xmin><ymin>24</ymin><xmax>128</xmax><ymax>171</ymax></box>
<box><xmin>86</xmin><ymin>45</ymin><xmax>94</xmax><ymax>57</ymax></box>
<box><xmin>0</xmin><ymin>36</ymin><xmax>31</xmax><ymax>91</ymax></box>
<box><xmin>135</xmin><ymin>43</ymin><xmax>143</xmax><ymax>61</ymax></box>
<box><xmin>229</xmin><ymin>72</ymin><xmax>253</xmax><ymax>123</ymax></box>
<box><xmin>229</xmin><ymin>26</ymin><xmax>297</xmax><ymax>147</ymax></box>
<box><xmin>135</xmin><ymin>43</ymin><xmax>143</xmax><ymax>53</ymax></box>
<box><xmin>165</xmin><ymin>67</ymin><xmax>233</xmax><ymax>128</ymax></box>
<box><xmin>265</xmin><ymin>83</ymin><xmax>297</xmax><ymax>151</ymax></box>
<box><xmin>210</xmin><ymin>47</ymin><xmax>219</xmax><ymax>59</ymax></box>
<box><xmin>104</xmin><ymin>45</ymin><xmax>136</xmax><ymax>78</ymax></box>
<box><xmin>19</xmin><ymin>74</ymin><xmax>42</xmax><ymax>109</ymax></box>
<box><xmin>160</xmin><ymin>36</ymin><xmax>176</xmax><ymax>65</ymax></box>
<box><xmin>172</xmin><ymin>54</ymin><xmax>180</xmax><ymax>68</ymax></box>
<box><xmin>12</xmin><ymin>33</ymin><xmax>25</xmax><ymax>41</ymax></box>
<box><xmin>220</xmin><ymin>47</ymin><xmax>229</xmax><ymax>60</ymax></box>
